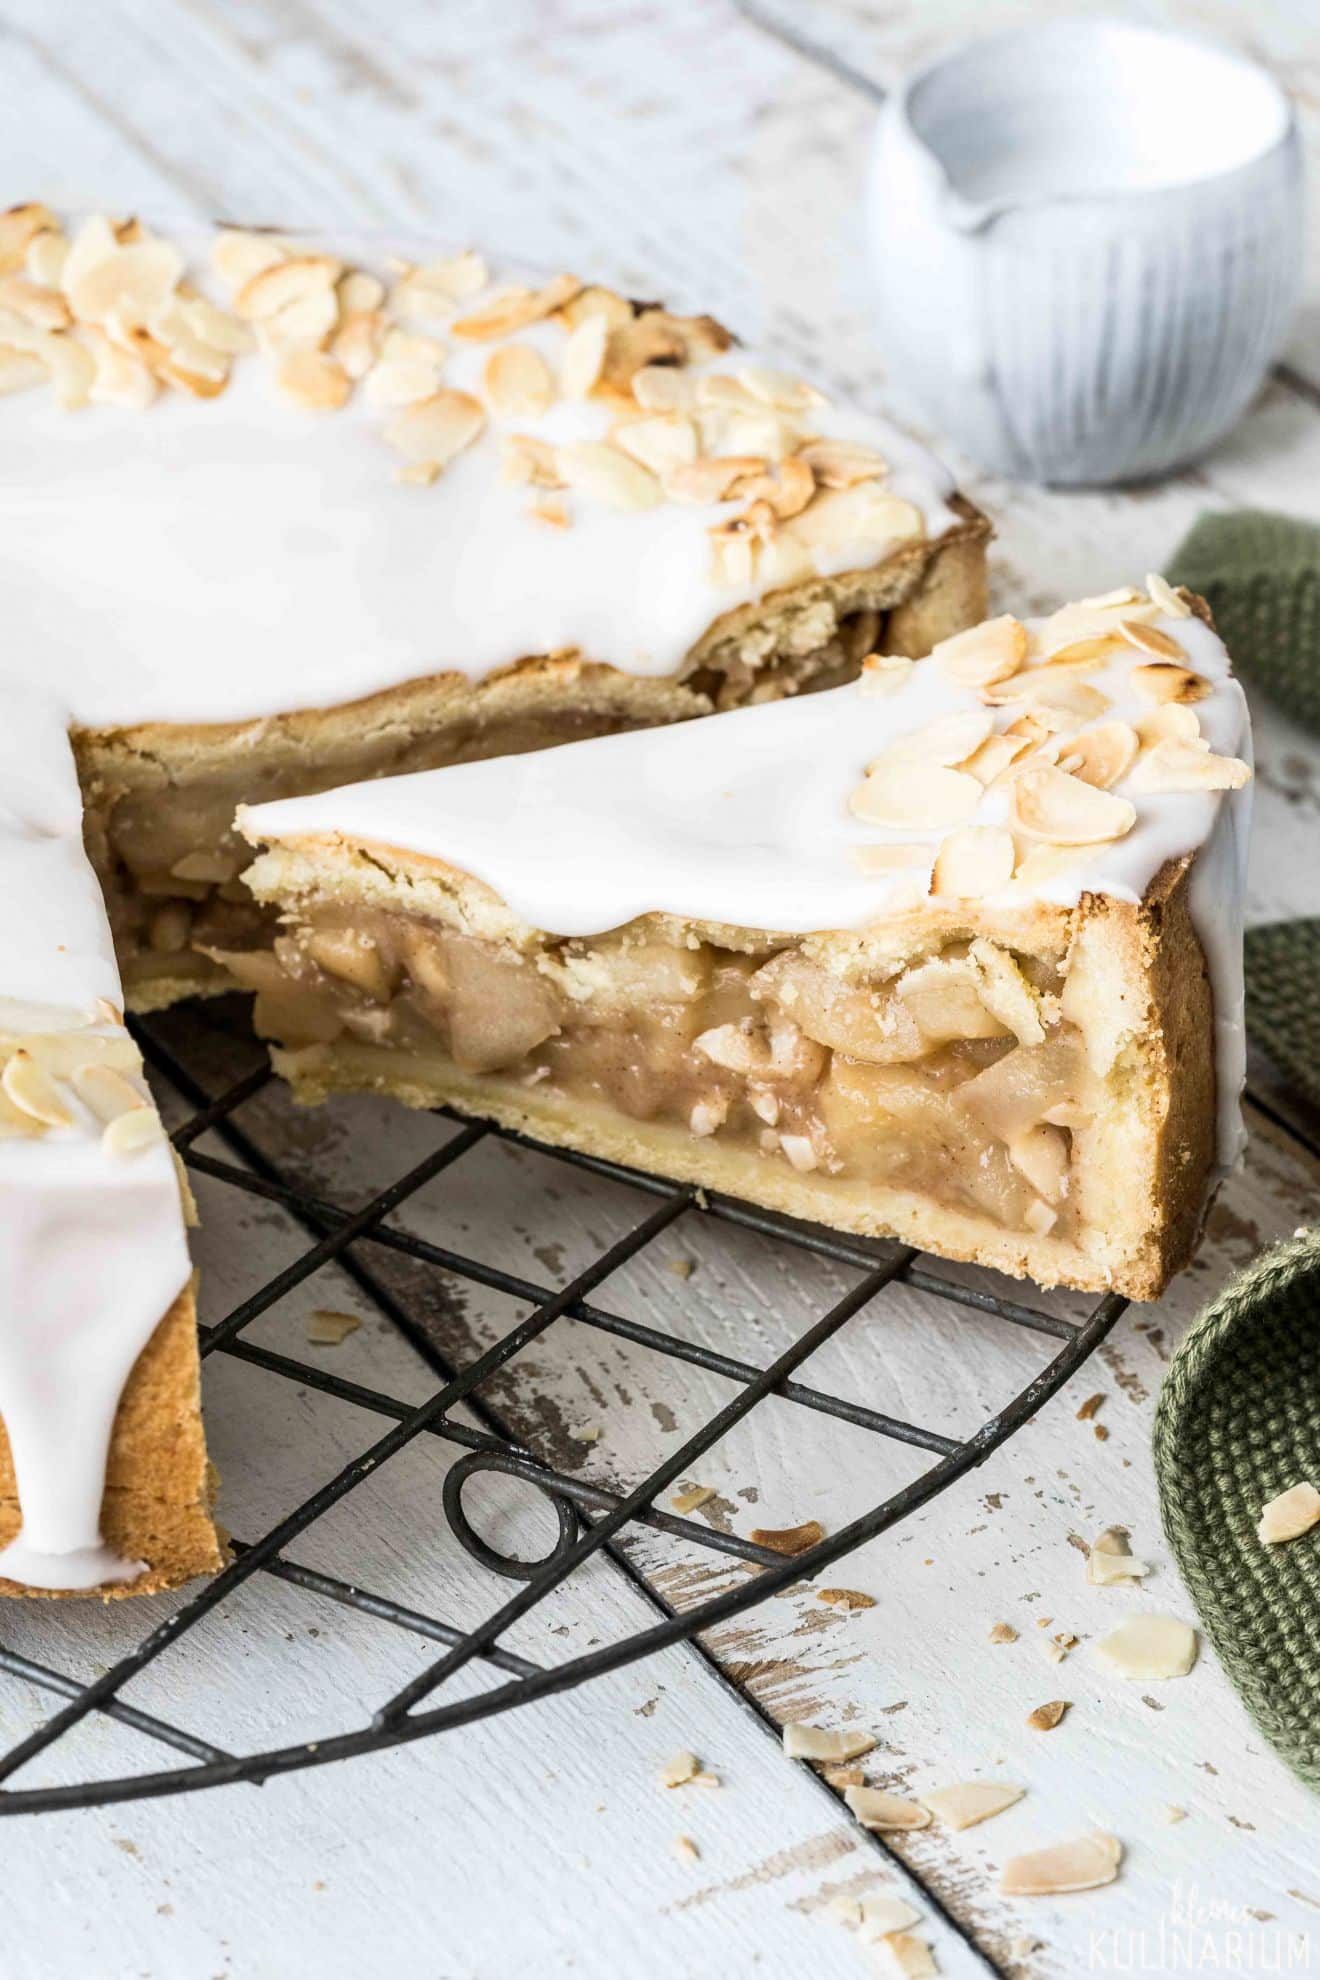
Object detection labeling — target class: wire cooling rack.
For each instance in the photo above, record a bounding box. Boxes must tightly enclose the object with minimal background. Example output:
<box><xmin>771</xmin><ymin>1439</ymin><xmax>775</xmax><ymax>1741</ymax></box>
<box><xmin>0</xmin><ymin>995</ymin><xmax>1132</xmax><ymax>1817</ymax></box>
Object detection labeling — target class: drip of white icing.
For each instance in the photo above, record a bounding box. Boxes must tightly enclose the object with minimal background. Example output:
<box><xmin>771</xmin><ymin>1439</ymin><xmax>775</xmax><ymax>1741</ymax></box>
<box><xmin>243</xmin><ymin>607</ymin><xmax>1251</xmax><ymax>1170</ymax></box>
<box><xmin>0</xmin><ymin>696</ymin><xmax>189</xmax><ymax>1591</ymax></box>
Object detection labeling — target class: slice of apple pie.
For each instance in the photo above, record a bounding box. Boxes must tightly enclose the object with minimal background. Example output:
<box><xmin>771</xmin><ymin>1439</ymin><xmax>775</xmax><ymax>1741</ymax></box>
<box><xmin>235</xmin><ymin>580</ymin><xmax>1251</xmax><ymax>1298</ymax></box>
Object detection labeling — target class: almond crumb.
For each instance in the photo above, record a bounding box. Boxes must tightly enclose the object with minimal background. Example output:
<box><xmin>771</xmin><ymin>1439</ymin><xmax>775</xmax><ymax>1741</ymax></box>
<box><xmin>306</xmin><ymin>1309</ymin><xmax>361</xmax><ymax>1346</ymax></box>
<box><xmin>783</xmin><ymin>1724</ymin><xmax>876</xmax><ymax>1764</ymax></box>
<box><xmin>1026</xmin><ymin>1700</ymin><xmax>1070</xmax><ymax>1731</ymax></box>
<box><xmin>749</xmin><ymin>1520</ymin><xmax>824</xmax><ymax>1556</ymax></box>
<box><xmin>817</xmin><ymin>1588</ymin><xmax>876</xmax><ymax>1611</ymax></box>
<box><xmin>671</xmin><ymin>1834</ymin><xmax>699</xmax><ymax>1864</ymax></box>
<box><xmin>1076</xmin><ymin>1393</ymin><xmax>1105</xmax><ymax>1421</ymax></box>
<box><xmin>670</xmin><ymin>1484</ymin><xmax>716</xmax><ymax>1515</ymax></box>
<box><xmin>988</xmin><ymin>1622</ymin><xmax>1018</xmax><ymax>1645</ymax></box>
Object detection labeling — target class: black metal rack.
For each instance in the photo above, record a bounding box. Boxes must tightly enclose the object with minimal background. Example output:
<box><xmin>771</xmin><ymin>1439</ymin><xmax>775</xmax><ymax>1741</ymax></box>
<box><xmin>0</xmin><ymin>998</ymin><xmax>1128</xmax><ymax>1815</ymax></box>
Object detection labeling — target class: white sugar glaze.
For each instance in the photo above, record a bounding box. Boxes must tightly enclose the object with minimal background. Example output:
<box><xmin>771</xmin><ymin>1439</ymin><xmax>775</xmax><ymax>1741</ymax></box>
<box><xmin>243</xmin><ymin>604</ymin><xmax>1251</xmax><ymax>1170</ymax></box>
<box><xmin>0</xmin><ymin>224</ymin><xmax>960</xmax><ymax>1590</ymax></box>
<box><xmin>0</xmin><ymin>244</ymin><xmax>957</xmax><ymax>730</ymax></box>
<box><xmin>0</xmin><ymin>696</ymin><xmax>189</xmax><ymax>1591</ymax></box>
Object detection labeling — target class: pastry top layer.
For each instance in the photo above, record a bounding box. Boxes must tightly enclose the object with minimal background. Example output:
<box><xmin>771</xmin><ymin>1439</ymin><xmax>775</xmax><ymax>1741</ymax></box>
<box><xmin>0</xmin><ymin>205</ymin><xmax>960</xmax><ymax>731</ymax></box>
<box><xmin>243</xmin><ymin>582</ymin><xmax>1253</xmax><ymax>1168</ymax></box>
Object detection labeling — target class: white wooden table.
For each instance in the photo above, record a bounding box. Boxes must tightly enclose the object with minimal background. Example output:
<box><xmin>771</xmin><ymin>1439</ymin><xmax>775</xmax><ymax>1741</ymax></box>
<box><xmin>0</xmin><ymin>3</ymin><xmax>1318</xmax><ymax>1974</ymax></box>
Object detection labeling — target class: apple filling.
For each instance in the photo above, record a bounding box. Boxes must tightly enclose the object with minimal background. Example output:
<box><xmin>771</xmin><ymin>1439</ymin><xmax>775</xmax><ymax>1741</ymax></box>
<box><xmin>223</xmin><ymin>906</ymin><xmax>1097</xmax><ymax>1240</ymax></box>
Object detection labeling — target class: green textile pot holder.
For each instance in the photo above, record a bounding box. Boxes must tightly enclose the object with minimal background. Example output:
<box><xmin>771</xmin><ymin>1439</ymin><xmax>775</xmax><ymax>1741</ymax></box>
<box><xmin>1154</xmin><ymin>1229</ymin><xmax>1320</xmax><ymax>1791</ymax></box>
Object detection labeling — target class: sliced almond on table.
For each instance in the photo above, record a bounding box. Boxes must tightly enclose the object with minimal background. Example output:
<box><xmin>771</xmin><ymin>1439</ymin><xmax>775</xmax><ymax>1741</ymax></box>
<box><xmin>394</xmin><ymin>251</ymin><xmax>488</xmax><ymax>316</ymax></box>
<box><xmin>483</xmin><ymin>341</ymin><xmax>554</xmax><ymax>418</ymax></box>
<box><xmin>337</xmin><ymin>269</ymin><xmax>384</xmax><ymax>315</ymax></box>
<box><xmin>1130</xmin><ymin>662</ymin><xmax>1211</xmax><ymax>707</ymax></box>
<box><xmin>850</xmin><ymin>762</ymin><xmax>982</xmax><ymax>831</ymax></box>
<box><xmin>1026</xmin><ymin>1699</ymin><xmax>1070</xmax><ymax>1731</ymax></box>
<box><xmin>527</xmin><ymin>498</ymin><xmax>570</xmax><ymax>528</ymax></box>
<box><xmin>783</xmin><ymin>1724</ymin><xmax>876</xmax><ymax>1763</ymax></box>
<box><xmin>212</xmin><ymin>228</ymin><xmax>287</xmax><ymax>291</ymax></box>
<box><xmin>1057</xmin><ymin>721</ymin><xmax>1139</xmax><ymax>790</ymax></box>
<box><xmin>931</xmin><ymin>826</ymin><xmax>1015</xmax><ymax>900</ymax></box>
<box><xmin>671</xmin><ymin>1835</ymin><xmax>699</xmax><ymax>1864</ymax></box>
<box><xmin>103</xmin><ymin>1107</ymin><xmax>165</xmax><ymax>1158</ymax></box>
<box><xmin>0</xmin><ymin>275</ymin><xmax>70</xmax><ymax>330</ymax></box>
<box><xmin>796</xmin><ymin>437</ymin><xmax>888</xmax><ymax>487</ymax></box>
<box><xmin>1164</xmin><ymin>1805</ymin><xmax>1188</xmax><ymax>1824</ymax></box>
<box><xmin>750</xmin><ymin>1519</ymin><xmax>824</xmax><ymax>1555</ymax></box>
<box><xmin>932</xmin><ymin>614</ymin><xmax>1027</xmax><ymax>688</ymax></box>
<box><xmin>557</xmin><ymin>283</ymin><xmax>632</xmax><ymax>331</ymax></box>
<box><xmin>234</xmin><ymin>253</ymin><xmax>339</xmax><ymax>324</ymax></box>
<box><xmin>385</xmin><ymin>388</ymin><xmax>485</xmax><ymax>467</ymax></box>
<box><xmin>557</xmin><ymin>440</ymin><xmax>661</xmax><ymax>510</ymax></box>
<box><xmin>1127</xmin><ymin>738</ymin><xmax>1250</xmax><ymax>794</ymax></box>
<box><xmin>818</xmin><ymin>1588</ymin><xmax>876</xmax><ymax>1610</ymax></box>
<box><xmin>1096</xmin><ymin>1614</ymin><xmax>1197</xmax><ymax>1680</ymax></box>
<box><xmin>1087</xmin><ymin>1527</ymin><xmax>1152</xmax><ymax>1586</ymax></box>
<box><xmin>395</xmin><ymin>462</ymin><xmax>440</xmax><ymax>487</ymax></box>
<box><xmin>452</xmin><ymin>273</ymin><xmax>582</xmax><ymax>340</ymax></box>
<box><xmin>40</xmin><ymin>334</ymin><xmax>97</xmax><ymax>410</ymax></box>
<box><xmin>1001</xmin><ymin>1831</ymin><xmax>1123</xmax><ymax>1896</ymax></box>
<box><xmin>854</xmin><ymin>1896</ymin><xmax>921</xmax><ymax>1939</ymax></box>
<box><xmin>924</xmin><ymin>1782</ymin><xmax>1024</xmax><ymax>1831</ymax></box>
<box><xmin>670</xmin><ymin>1484</ymin><xmax>716</xmax><ymax>1515</ymax></box>
<box><xmin>66</xmin><ymin>236</ymin><xmax>184</xmax><ymax>329</ymax></box>
<box><xmin>3</xmin><ymin>1049</ymin><xmax>72</xmax><ymax>1127</ymax></box>
<box><xmin>1010</xmin><ymin>767</ymin><xmax>1135</xmax><ymax>846</ymax></box>
<box><xmin>26</xmin><ymin>230</ymin><xmax>68</xmax><ymax>289</ymax></box>
<box><xmin>843</xmin><ymin>1785</ymin><xmax>931</xmax><ymax>1831</ymax></box>
<box><xmin>989</xmin><ymin>1622</ymin><xmax>1018</xmax><ymax>1645</ymax></box>
<box><xmin>859</xmin><ymin>653</ymin><xmax>913</xmax><ymax>697</ymax></box>
<box><xmin>1147</xmin><ymin>571</ymin><xmax>1191</xmax><ymax>617</ymax></box>
<box><xmin>365</xmin><ymin>355</ymin><xmax>444</xmax><ymax>409</ymax></box>
<box><xmin>0</xmin><ymin>345</ymin><xmax>46</xmax><ymax>396</ymax></box>
<box><xmin>1257</xmin><ymin>1481</ymin><xmax>1320</xmax><ymax>1545</ymax></box>
<box><xmin>659</xmin><ymin>1750</ymin><xmax>699</xmax><ymax>1788</ymax></box>
<box><xmin>306</xmin><ymin>1309</ymin><xmax>361</xmax><ymax>1346</ymax></box>
<box><xmin>873</xmin><ymin>1933</ymin><xmax>937</xmax><ymax>1977</ymax></box>
<box><xmin>631</xmin><ymin>363</ymin><xmax>695</xmax><ymax>413</ymax></box>
<box><xmin>276</xmin><ymin>348</ymin><xmax>352</xmax><ymax>411</ymax></box>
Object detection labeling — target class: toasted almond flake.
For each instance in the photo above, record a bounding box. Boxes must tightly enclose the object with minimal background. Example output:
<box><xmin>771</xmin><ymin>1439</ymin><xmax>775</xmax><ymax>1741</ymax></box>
<box><xmin>1010</xmin><ymin>766</ymin><xmax>1135</xmax><ymax>846</ymax></box>
<box><xmin>178</xmin><ymin>294</ymin><xmax>253</xmax><ymax>355</ymax></box>
<box><xmin>58</xmin><ymin>214</ymin><xmax>118</xmax><ymax>296</ymax></box>
<box><xmin>925</xmin><ymin>1782</ymin><xmax>1024</xmax><ymax>1831</ymax></box>
<box><xmin>365</xmin><ymin>355</ymin><xmax>445</xmax><ymax>409</ymax></box>
<box><xmin>818</xmin><ymin>1587</ymin><xmax>876</xmax><ymax>1610</ymax></box>
<box><xmin>736</xmin><ymin>364</ymin><xmax>826</xmax><ymax>412</ymax></box>
<box><xmin>843</xmin><ymin>1786</ymin><xmax>931</xmax><ymax>1832</ymax></box>
<box><xmin>331</xmin><ymin>310</ymin><xmax>386</xmax><ymax>380</ymax></box>
<box><xmin>796</xmin><ymin>437</ymin><xmax>888</xmax><ymax>488</ymax></box>
<box><xmin>385</xmin><ymin>387</ymin><xmax>486</xmax><ymax>467</ymax></box>
<box><xmin>1057</xmin><ymin>721</ymin><xmax>1140</xmax><ymax>790</ymax></box>
<box><xmin>1127</xmin><ymin>738</ymin><xmax>1250</xmax><ymax>794</ymax></box>
<box><xmin>850</xmin><ymin>761</ymin><xmax>982</xmax><ymax>831</ymax></box>
<box><xmin>65</xmin><ymin>231</ymin><xmax>184</xmax><ymax>332</ymax></box>
<box><xmin>1096</xmin><ymin>1614</ymin><xmax>1197</xmax><ymax>1680</ymax></box>
<box><xmin>0</xmin><ymin>202</ymin><xmax>57</xmax><ymax>275</ymax></box>
<box><xmin>1164</xmin><ymin>1805</ymin><xmax>1188</xmax><ymax>1824</ymax></box>
<box><xmin>155</xmin><ymin>333</ymin><xmax>231</xmax><ymax>399</ymax></box>
<box><xmin>3</xmin><ymin>1049</ymin><xmax>72</xmax><ymax>1127</ymax></box>
<box><xmin>1087</xmin><ymin>1527</ymin><xmax>1152</xmax><ymax>1587</ymax></box>
<box><xmin>873</xmin><ymin>1933</ymin><xmax>937</xmax><ymax>1977</ymax></box>
<box><xmin>39</xmin><ymin>333</ymin><xmax>96</xmax><ymax>410</ymax></box>
<box><xmin>567</xmin><ymin>1423</ymin><xmax>600</xmax><ymax>1444</ymax></box>
<box><xmin>1001</xmin><ymin>1831</ymin><xmax>1123</xmax><ymax>1897</ymax></box>
<box><xmin>212</xmin><ymin>229</ymin><xmax>286</xmax><ymax>292</ymax></box>
<box><xmin>659</xmin><ymin>1750</ymin><xmax>699</xmax><ymax>1787</ymax></box>
<box><xmin>933</xmin><ymin>615</ymin><xmax>1027</xmax><ymax>688</ymax></box>
<box><xmin>528</xmin><ymin>498</ymin><xmax>571</xmax><ymax>529</ymax></box>
<box><xmin>395</xmin><ymin>461</ymin><xmax>440</xmax><ymax>486</ymax></box>
<box><xmin>612</xmin><ymin>412</ymin><xmax>699</xmax><ymax>476</ymax></box>
<box><xmin>1129</xmin><ymin>662</ymin><xmax>1211</xmax><ymax>707</ymax></box>
<box><xmin>670</xmin><ymin>1484</ymin><xmax>717</xmax><ymax>1515</ymax></box>
<box><xmin>1120</xmin><ymin>619</ymin><xmax>1184</xmax><ymax>659</ymax></box>
<box><xmin>1257</xmin><ymin>1482</ymin><xmax>1320</xmax><ymax>1545</ymax></box>
<box><xmin>397</xmin><ymin>251</ymin><xmax>488</xmax><ymax>313</ymax></box>
<box><xmin>666</xmin><ymin>1257</ymin><xmax>694</xmax><ymax>1281</ymax></box>
<box><xmin>557</xmin><ymin>284</ymin><xmax>632</xmax><ymax>331</ymax></box>
<box><xmin>857</xmin><ymin>1897</ymin><xmax>921</xmax><ymax>1939</ymax></box>
<box><xmin>1136</xmin><ymin>702</ymin><xmax>1202</xmax><ymax>749</ymax></box>
<box><xmin>0</xmin><ymin>275</ymin><xmax>69</xmax><ymax>331</ymax></box>
<box><xmin>483</xmin><ymin>341</ymin><xmax>554</xmax><ymax>419</ymax></box>
<box><xmin>0</xmin><ymin>344</ymin><xmax>46</xmax><ymax>396</ymax></box>
<box><xmin>962</xmin><ymin>732</ymin><xmax>1033</xmax><ymax>788</ymax></box>
<box><xmin>557</xmin><ymin>440</ymin><xmax>660</xmax><ymax>510</ymax></box>
<box><xmin>103</xmin><ymin>1107</ymin><xmax>165</xmax><ymax>1158</ymax></box>
<box><xmin>989</xmin><ymin>1621</ymin><xmax>1018</xmax><ymax>1644</ymax></box>
<box><xmin>880</xmin><ymin>709</ymin><xmax>995</xmax><ymax>770</ymax></box>
<box><xmin>1147</xmin><ymin>571</ymin><xmax>1191</xmax><ymax>617</ymax></box>
<box><xmin>452</xmin><ymin>273</ymin><xmax>582</xmax><ymax>340</ymax></box>
<box><xmin>276</xmin><ymin>347</ymin><xmax>352</xmax><ymax>411</ymax></box>
<box><xmin>338</xmin><ymin>270</ymin><xmax>384</xmax><ymax>315</ymax></box>
<box><xmin>1034</xmin><ymin>634</ymin><xmax>1126</xmax><ymax>672</ymax></box>
<box><xmin>1076</xmin><ymin>1393</ymin><xmax>1105</xmax><ymax>1420</ymax></box>
<box><xmin>784</xmin><ymin>1724</ymin><xmax>876</xmax><ymax>1764</ymax></box>
<box><xmin>70</xmin><ymin>1063</ymin><xmax>144</xmax><ymax>1124</ymax></box>
<box><xmin>1027</xmin><ymin>1699</ymin><xmax>1070</xmax><ymax>1731</ymax></box>
<box><xmin>789</xmin><ymin>485</ymin><xmax>922</xmax><ymax>554</ymax></box>
<box><xmin>25</xmin><ymin>230</ymin><xmax>68</xmax><ymax>289</ymax></box>
<box><xmin>306</xmin><ymin>1308</ymin><xmax>361</xmax><ymax>1346</ymax></box>
<box><xmin>632</xmin><ymin>363</ymin><xmax>694</xmax><ymax>413</ymax></box>
<box><xmin>851</xmin><ymin>842</ymin><xmax>935</xmax><ymax>876</ymax></box>
<box><xmin>235</xmin><ymin>253</ymin><xmax>339</xmax><ymax>323</ymax></box>
<box><xmin>750</xmin><ymin>1519</ymin><xmax>824</xmax><ymax>1555</ymax></box>
<box><xmin>1010</xmin><ymin>842</ymin><xmax>1087</xmax><ymax>890</ymax></box>
<box><xmin>665</xmin><ymin>454</ymin><xmax>768</xmax><ymax>504</ymax></box>
<box><xmin>931</xmin><ymin>826</ymin><xmax>1015</xmax><ymax>900</ymax></box>
<box><xmin>736</xmin><ymin>454</ymin><xmax>816</xmax><ymax>521</ymax></box>
<box><xmin>255</xmin><ymin>286</ymin><xmax>340</xmax><ymax>356</ymax></box>
<box><xmin>559</xmin><ymin>312</ymin><xmax>610</xmax><ymax>398</ymax></box>
<box><xmin>859</xmin><ymin>653</ymin><xmax>914</xmax><ymax>697</ymax></box>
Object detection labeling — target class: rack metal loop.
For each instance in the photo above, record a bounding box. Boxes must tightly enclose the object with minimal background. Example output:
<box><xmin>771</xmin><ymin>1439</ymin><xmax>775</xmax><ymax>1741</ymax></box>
<box><xmin>441</xmin><ymin>1451</ymin><xmax>580</xmax><ymax>1582</ymax></box>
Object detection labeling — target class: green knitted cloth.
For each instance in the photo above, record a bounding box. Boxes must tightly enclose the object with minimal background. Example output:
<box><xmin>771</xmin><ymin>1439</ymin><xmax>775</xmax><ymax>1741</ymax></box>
<box><xmin>1153</xmin><ymin>511</ymin><xmax>1320</xmax><ymax>1791</ymax></box>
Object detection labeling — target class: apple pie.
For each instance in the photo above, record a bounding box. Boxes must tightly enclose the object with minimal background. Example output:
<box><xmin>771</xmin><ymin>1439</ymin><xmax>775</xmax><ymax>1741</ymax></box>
<box><xmin>238</xmin><ymin>581</ymin><xmax>1252</xmax><ymax>1300</ymax></box>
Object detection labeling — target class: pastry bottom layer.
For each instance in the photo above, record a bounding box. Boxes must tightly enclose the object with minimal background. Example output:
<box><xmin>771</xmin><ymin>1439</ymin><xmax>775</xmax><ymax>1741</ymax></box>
<box><xmin>270</xmin><ymin>1036</ymin><xmax>1127</xmax><ymax>1296</ymax></box>
<box><xmin>0</xmin><ymin>1282</ymin><xmax>226</xmax><ymax>1600</ymax></box>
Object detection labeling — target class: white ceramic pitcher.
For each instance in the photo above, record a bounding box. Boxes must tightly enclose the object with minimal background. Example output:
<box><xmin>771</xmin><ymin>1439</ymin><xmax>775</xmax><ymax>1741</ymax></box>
<box><xmin>867</xmin><ymin>20</ymin><xmax>1303</xmax><ymax>484</ymax></box>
